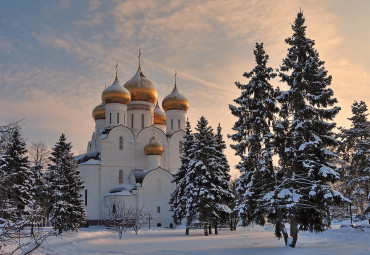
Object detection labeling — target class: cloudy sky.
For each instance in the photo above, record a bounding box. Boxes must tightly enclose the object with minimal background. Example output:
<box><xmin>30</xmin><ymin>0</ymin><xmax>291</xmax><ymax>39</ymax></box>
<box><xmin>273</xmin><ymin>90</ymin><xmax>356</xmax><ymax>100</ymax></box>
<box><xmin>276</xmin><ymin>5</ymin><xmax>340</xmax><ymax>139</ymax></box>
<box><xmin>1</xmin><ymin>0</ymin><xmax>369</xmax><ymax>177</ymax></box>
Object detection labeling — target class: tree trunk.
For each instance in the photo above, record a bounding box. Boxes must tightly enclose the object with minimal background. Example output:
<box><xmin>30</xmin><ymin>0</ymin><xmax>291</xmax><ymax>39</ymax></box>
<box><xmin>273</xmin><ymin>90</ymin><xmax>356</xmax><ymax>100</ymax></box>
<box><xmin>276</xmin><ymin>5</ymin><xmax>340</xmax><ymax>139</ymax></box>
<box><xmin>208</xmin><ymin>223</ymin><xmax>212</xmax><ymax>234</ymax></box>
<box><xmin>215</xmin><ymin>222</ymin><xmax>218</xmax><ymax>235</ymax></box>
<box><xmin>186</xmin><ymin>220</ymin><xmax>190</xmax><ymax>235</ymax></box>
<box><xmin>204</xmin><ymin>224</ymin><xmax>208</xmax><ymax>236</ymax></box>
<box><xmin>277</xmin><ymin>209</ymin><xmax>288</xmax><ymax>246</ymax></box>
<box><xmin>289</xmin><ymin>217</ymin><xmax>298</xmax><ymax>248</ymax></box>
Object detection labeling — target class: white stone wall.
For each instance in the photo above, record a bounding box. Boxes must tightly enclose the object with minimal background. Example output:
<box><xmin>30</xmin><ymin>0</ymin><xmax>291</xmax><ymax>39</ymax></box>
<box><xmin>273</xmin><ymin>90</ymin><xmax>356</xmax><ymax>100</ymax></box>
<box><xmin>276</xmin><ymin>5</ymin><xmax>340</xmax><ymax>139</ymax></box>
<box><xmin>105</xmin><ymin>103</ymin><xmax>128</xmax><ymax>127</ymax></box>
<box><xmin>165</xmin><ymin>109</ymin><xmax>186</xmax><ymax>134</ymax></box>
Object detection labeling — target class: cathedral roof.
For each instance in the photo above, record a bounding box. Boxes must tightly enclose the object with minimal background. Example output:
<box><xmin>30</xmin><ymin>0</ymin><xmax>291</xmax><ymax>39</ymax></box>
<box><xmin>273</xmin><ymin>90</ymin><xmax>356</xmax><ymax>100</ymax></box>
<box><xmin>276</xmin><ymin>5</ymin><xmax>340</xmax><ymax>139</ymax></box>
<box><xmin>154</xmin><ymin>100</ymin><xmax>166</xmax><ymax>125</ymax></box>
<box><xmin>123</xmin><ymin>67</ymin><xmax>158</xmax><ymax>104</ymax></box>
<box><xmin>162</xmin><ymin>72</ymin><xmax>189</xmax><ymax>112</ymax></box>
<box><xmin>144</xmin><ymin>135</ymin><xmax>164</xmax><ymax>156</ymax></box>
<box><xmin>92</xmin><ymin>102</ymin><xmax>105</xmax><ymax>120</ymax></box>
<box><xmin>101</xmin><ymin>69</ymin><xmax>131</xmax><ymax>105</ymax></box>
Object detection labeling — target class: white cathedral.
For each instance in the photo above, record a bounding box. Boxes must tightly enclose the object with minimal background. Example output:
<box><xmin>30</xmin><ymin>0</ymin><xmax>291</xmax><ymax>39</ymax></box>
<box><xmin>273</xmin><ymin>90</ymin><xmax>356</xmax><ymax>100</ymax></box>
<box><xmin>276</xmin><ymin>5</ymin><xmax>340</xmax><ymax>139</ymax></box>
<box><xmin>77</xmin><ymin>55</ymin><xmax>189</xmax><ymax>228</ymax></box>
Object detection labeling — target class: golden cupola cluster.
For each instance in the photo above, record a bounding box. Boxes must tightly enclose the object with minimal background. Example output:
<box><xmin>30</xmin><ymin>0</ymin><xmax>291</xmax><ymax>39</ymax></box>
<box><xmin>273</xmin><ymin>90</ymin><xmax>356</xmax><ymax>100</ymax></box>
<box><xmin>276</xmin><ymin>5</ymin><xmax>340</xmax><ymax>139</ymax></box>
<box><xmin>153</xmin><ymin>101</ymin><xmax>166</xmax><ymax>125</ymax></box>
<box><xmin>92</xmin><ymin>102</ymin><xmax>106</xmax><ymax>120</ymax></box>
<box><xmin>101</xmin><ymin>70</ymin><xmax>131</xmax><ymax>105</ymax></box>
<box><xmin>162</xmin><ymin>71</ymin><xmax>189</xmax><ymax>112</ymax></box>
<box><xmin>144</xmin><ymin>135</ymin><xmax>164</xmax><ymax>156</ymax></box>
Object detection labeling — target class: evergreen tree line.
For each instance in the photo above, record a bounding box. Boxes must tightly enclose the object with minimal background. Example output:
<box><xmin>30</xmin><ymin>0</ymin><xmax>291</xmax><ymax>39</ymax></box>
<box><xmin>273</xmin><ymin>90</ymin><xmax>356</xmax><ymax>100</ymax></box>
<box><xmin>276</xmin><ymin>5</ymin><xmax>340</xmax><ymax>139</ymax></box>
<box><xmin>0</xmin><ymin>126</ymin><xmax>86</xmax><ymax>252</ymax></box>
<box><xmin>228</xmin><ymin>11</ymin><xmax>369</xmax><ymax>248</ymax></box>
<box><xmin>170</xmin><ymin>118</ymin><xmax>234</xmax><ymax>236</ymax></box>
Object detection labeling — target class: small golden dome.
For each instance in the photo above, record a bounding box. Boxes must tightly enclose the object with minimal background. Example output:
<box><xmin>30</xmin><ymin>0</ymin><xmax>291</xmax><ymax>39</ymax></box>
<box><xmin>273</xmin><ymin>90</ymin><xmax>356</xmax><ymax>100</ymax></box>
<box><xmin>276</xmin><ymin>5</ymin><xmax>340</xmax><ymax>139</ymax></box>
<box><xmin>154</xmin><ymin>101</ymin><xmax>166</xmax><ymax>125</ymax></box>
<box><xmin>123</xmin><ymin>67</ymin><xmax>158</xmax><ymax>104</ymax></box>
<box><xmin>92</xmin><ymin>102</ymin><xmax>105</xmax><ymax>120</ymax></box>
<box><xmin>102</xmin><ymin>73</ymin><xmax>131</xmax><ymax>105</ymax></box>
<box><xmin>162</xmin><ymin>75</ymin><xmax>189</xmax><ymax>112</ymax></box>
<box><xmin>144</xmin><ymin>136</ymin><xmax>164</xmax><ymax>156</ymax></box>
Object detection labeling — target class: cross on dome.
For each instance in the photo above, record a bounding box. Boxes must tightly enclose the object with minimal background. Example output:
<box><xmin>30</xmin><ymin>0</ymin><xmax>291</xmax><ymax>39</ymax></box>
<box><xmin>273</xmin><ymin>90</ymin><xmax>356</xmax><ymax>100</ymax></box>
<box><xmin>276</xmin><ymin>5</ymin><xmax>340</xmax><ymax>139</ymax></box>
<box><xmin>138</xmin><ymin>49</ymin><xmax>142</xmax><ymax>69</ymax></box>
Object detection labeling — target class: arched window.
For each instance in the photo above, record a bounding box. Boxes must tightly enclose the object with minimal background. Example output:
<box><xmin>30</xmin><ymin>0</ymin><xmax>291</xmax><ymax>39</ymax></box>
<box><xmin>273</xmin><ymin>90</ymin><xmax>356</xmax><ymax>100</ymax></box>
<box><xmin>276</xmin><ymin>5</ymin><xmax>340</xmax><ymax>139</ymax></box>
<box><xmin>119</xmin><ymin>136</ymin><xmax>123</xmax><ymax>150</ymax></box>
<box><xmin>85</xmin><ymin>190</ymin><xmax>87</xmax><ymax>206</ymax></box>
<box><xmin>171</xmin><ymin>119</ymin><xmax>173</xmax><ymax>130</ymax></box>
<box><xmin>157</xmin><ymin>206</ymin><xmax>161</xmax><ymax>213</ymax></box>
<box><xmin>178</xmin><ymin>119</ymin><xmax>180</xmax><ymax>129</ymax></box>
<box><xmin>131</xmin><ymin>114</ymin><xmax>134</xmax><ymax>129</ymax></box>
<box><xmin>157</xmin><ymin>223</ymin><xmax>162</xmax><ymax>227</ymax></box>
<box><xmin>110</xmin><ymin>113</ymin><xmax>112</xmax><ymax>124</ymax></box>
<box><xmin>179</xmin><ymin>141</ymin><xmax>183</xmax><ymax>154</ymax></box>
<box><xmin>141</xmin><ymin>114</ymin><xmax>144</xmax><ymax>129</ymax></box>
<box><xmin>112</xmin><ymin>204</ymin><xmax>116</xmax><ymax>214</ymax></box>
<box><xmin>119</xmin><ymin>170</ymin><xmax>123</xmax><ymax>184</ymax></box>
<box><xmin>117</xmin><ymin>113</ymin><xmax>120</xmax><ymax>124</ymax></box>
<box><xmin>124</xmin><ymin>114</ymin><xmax>126</xmax><ymax>125</ymax></box>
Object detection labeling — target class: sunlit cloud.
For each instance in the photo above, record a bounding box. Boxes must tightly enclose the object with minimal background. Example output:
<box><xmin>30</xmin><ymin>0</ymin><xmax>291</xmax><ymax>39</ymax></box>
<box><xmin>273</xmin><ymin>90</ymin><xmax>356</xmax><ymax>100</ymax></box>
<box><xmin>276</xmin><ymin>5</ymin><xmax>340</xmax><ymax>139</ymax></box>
<box><xmin>0</xmin><ymin>0</ymin><xmax>369</xmax><ymax>177</ymax></box>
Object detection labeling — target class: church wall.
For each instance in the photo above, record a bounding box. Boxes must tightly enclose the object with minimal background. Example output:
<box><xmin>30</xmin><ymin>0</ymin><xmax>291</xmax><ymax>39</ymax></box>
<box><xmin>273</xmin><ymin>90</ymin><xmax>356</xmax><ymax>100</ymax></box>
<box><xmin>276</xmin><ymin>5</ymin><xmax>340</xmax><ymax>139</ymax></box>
<box><xmin>138</xmin><ymin>169</ymin><xmax>176</xmax><ymax>228</ymax></box>
<box><xmin>165</xmin><ymin>110</ymin><xmax>186</xmax><ymax>134</ymax></box>
<box><xmin>167</xmin><ymin>130</ymin><xmax>185</xmax><ymax>174</ymax></box>
<box><xmin>79</xmin><ymin>164</ymin><xmax>101</xmax><ymax>221</ymax></box>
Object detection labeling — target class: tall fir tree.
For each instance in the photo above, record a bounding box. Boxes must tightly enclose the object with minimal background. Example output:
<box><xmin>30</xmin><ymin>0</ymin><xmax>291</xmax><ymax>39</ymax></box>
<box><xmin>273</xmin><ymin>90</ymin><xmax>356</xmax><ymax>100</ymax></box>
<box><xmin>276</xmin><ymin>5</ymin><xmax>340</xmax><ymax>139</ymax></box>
<box><xmin>183</xmin><ymin>116</ymin><xmax>231</xmax><ymax>236</ymax></box>
<box><xmin>229</xmin><ymin>43</ymin><xmax>279</xmax><ymax>229</ymax></box>
<box><xmin>47</xmin><ymin>134</ymin><xmax>86</xmax><ymax>234</ymax></box>
<box><xmin>0</xmin><ymin>128</ymin><xmax>32</xmax><ymax>220</ymax></box>
<box><xmin>170</xmin><ymin>119</ymin><xmax>194</xmax><ymax>234</ymax></box>
<box><xmin>337</xmin><ymin>101</ymin><xmax>370</xmax><ymax>214</ymax></box>
<box><xmin>212</xmin><ymin>123</ymin><xmax>234</xmax><ymax>233</ymax></box>
<box><xmin>275</xmin><ymin>11</ymin><xmax>347</xmax><ymax>247</ymax></box>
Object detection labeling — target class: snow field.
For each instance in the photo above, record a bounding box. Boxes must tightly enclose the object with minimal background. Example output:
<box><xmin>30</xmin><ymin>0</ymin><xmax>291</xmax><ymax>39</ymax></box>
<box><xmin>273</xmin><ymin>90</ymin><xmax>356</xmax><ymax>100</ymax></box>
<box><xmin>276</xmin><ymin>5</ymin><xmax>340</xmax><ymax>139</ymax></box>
<box><xmin>35</xmin><ymin>221</ymin><xmax>369</xmax><ymax>255</ymax></box>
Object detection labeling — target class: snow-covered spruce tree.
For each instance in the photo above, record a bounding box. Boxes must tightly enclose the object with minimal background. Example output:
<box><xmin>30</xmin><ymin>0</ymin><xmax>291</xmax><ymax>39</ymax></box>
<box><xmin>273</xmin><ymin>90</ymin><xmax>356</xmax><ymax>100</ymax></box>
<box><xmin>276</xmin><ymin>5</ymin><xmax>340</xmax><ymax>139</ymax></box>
<box><xmin>212</xmin><ymin>123</ymin><xmax>234</xmax><ymax>234</ymax></box>
<box><xmin>183</xmin><ymin>116</ymin><xmax>231</xmax><ymax>236</ymax></box>
<box><xmin>275</xmin><ymin>11</ymin><xmax>347</xmax><ymax>247</ymax></box>
<box><xmin>47</xmin><ymin>134</ymin><xmax>86</xmax><ymax>234</ymax></box>
<box><xmin>0</xmin><ymin>128</ymin><xmax>32</xmax><ymax>220</ymax></box>
<box><xmin>170</xmin><ymin>119</ymin><xmax>194</xmax><ymax>235</ymax></box>
<box><xmin>337</xmin><ymin>101</ymin><xmax>370</xmax><ymax>215</ymax></box>
<box><xmin>229</xmin><ymin>42</ymin><xmax>279</xmax><ymax>232</ymax></box>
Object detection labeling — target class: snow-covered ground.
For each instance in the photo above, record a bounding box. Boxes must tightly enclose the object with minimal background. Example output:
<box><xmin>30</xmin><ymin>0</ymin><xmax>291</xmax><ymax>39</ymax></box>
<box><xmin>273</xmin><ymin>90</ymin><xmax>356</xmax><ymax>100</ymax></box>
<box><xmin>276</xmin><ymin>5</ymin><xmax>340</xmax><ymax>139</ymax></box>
<box><xmin>32</xmin><ymin>221</ymin><xmax>369</xmax><ymax>255</ymax></box>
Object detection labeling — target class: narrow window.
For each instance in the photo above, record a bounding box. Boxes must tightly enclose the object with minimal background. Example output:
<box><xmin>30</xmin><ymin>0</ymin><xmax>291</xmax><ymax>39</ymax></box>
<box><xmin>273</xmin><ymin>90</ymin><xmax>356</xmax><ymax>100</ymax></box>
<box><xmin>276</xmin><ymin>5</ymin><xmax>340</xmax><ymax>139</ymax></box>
<box><xmin>157</xmin><ymin>206</ymin><xmax>161</xmax><ymax>214</ymax></box>
<box><xmin>119</xmin><ymin>136</ymin><xmax>123</xmax><ymax>150</ymax></box>
<box><xmin>179</xmin><ymin>141</ymin><xmax>183</xmax><ymax>154</ymax></box>
<box><xmin>178</xmin><ymin>119</ymin><xmax>180</xmax><ymax>129</ymax></box>
<box><xmin>117</xmin><ymin>113</ymin><xmax>120</xmax><ymax>124</ymax></box>
<box><xmin>141</xmin><ymin>114</ymin><xmax>144</xmax><ymax>129</ymax></box>
<box><xmin>110</xmin><ymin>113</ymin><xmax>112</xmax><ymax>124</ymax></box>
<box><xmin>131</xmin><ymin>114</ymin><xmax>134</xmax><ymax>129</ymax></box>
<box><xmin>85</xmin><ymin>190</ymin><xmax>87</xmax><ymax>206</ymax></box>
<box><xmin>124</xmin><ymin>114</ymin><xmax>126</xmax><ymax>125</ymax></box>
<box><xmin>171</xmin><ymin>119</ymin><xmax>173</xmax><ymax>130</ymax></box>
<box><xmin>112</xmin><ymin>204</ymin><xmax>116</xmax><ymax>214</ymax></box>
<box><xmin>119</xmin><ymin>170</ymin><xmax>123</xmax><ymax>184</ymax></box>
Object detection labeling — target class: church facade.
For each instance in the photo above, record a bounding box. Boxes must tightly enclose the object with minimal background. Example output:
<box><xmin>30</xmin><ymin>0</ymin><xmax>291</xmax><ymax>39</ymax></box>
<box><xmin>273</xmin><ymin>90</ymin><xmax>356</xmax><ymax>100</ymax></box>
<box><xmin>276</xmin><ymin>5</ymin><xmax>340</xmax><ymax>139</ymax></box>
<box><xmin>77</xmin><ymin>57</ymin><xmax>189</xmax><ymax>228</ymax></box>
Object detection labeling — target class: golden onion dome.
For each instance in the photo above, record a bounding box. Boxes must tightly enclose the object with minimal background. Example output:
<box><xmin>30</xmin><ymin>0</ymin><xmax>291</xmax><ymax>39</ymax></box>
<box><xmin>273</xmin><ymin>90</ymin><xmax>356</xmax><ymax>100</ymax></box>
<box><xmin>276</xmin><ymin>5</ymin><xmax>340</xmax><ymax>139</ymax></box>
<box><xmin>92</xmin><ymin>102</ymin><xmax>106</xmax><ymax>120</ymax></box>
<box><xmin>144</xmin><ymin>135</ymin><xmax>164</xmax><ymax>156</ymax></box>
<box><xmin>154</xmin><ymin>101</ymin><xmax>166</xmax><ymax>126</ymax></box>
<box><xmin>102</xmin><ymin>73</ymin><xmax>131</xmax><ymax>105</ymax></box>
<box><xmin>123</xmin><ymin>67</ymin><xmax>158</xmax><ymax>104</ymax></box>
<box><xmin>162</xmin><ymin>74</ymin><xmax>189</xmax><ymax>112</ymax></box>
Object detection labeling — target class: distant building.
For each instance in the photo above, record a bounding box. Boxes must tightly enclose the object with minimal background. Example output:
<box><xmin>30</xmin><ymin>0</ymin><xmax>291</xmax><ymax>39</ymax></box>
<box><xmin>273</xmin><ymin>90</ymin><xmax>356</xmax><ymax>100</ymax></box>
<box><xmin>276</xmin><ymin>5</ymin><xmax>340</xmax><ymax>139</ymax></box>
<box><xmin>77</xmin><ymin>55</ymin><xmax>189</xmax><ymax>227</ymax></box>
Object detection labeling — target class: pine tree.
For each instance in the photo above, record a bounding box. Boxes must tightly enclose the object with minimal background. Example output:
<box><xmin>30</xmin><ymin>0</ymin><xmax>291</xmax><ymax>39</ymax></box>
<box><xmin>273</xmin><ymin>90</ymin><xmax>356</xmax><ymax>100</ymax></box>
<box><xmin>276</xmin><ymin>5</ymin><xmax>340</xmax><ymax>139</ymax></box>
<box><xmin>183</xmin><ymin>116</ymin><xmax>229</xmax><ymax>236</ymax></box>
<box><xmin>229</xmin><ymin>43</ymin><xmax>279</xmax><ymax>231</ymax></box>
<box><xmin>338</xmin><ymin>101</ymin><xmax>370</xmax><ymax>215</ymax></box>
<box><xmin>47</xmin><ymin>134</ymin><xmax>86</xmax><ymax>234</ymax></box>
<box><xmin>170</xmin><ymin>119</ymin><xmax>194</xmax><ymax>234</ymax></box>
<box><xmin>275</xmin><ymin>11</ymin><xmax>347</xmax><ymax>247</ymax></box>
<box><xmin>0</xmin><ymin>128</ymin><xmax>32</xmax><ymax>220</ymax></box>
<box><xmin>212</xmin><ymin>123</ymin><xmax>234</xmax><ymax>234</ymax></box>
